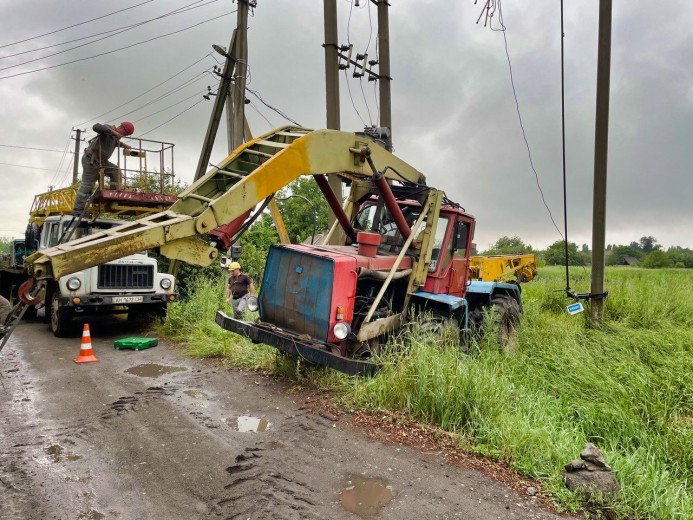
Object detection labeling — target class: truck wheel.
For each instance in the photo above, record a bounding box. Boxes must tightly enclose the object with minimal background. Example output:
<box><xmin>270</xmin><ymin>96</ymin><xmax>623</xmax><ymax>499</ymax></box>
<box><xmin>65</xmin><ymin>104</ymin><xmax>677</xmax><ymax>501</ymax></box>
<box><xmin>490</xmin><ymin>295</ymin><xmax>521</xmax><ymax>347</ymax></box>
<box><xmin>50</xmin><ymin>290</ymin><xmax>72</xmax><ymax>337</ymax></box>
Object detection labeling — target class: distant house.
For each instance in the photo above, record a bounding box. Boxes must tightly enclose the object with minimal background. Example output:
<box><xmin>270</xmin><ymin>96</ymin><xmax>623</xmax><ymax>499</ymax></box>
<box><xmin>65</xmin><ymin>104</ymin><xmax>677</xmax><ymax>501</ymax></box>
<box><xmin>622</xmin><ymin>256</ymin><xmax>640</xmax><ymax>266</ymax></box>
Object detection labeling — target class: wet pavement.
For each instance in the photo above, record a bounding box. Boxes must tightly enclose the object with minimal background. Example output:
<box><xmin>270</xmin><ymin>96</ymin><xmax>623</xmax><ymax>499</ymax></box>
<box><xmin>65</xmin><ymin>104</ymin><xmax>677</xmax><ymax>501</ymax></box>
<box><xmin>0</xmin><ymin>315</ymin><xmax>565</xmax><ymax>519</ymax></box>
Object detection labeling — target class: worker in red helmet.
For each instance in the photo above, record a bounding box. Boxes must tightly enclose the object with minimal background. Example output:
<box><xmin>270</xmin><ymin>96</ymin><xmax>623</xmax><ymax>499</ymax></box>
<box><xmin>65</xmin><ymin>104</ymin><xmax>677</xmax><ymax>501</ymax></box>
<box><xmin>71</xmin><ymin>122</ymin><xmax>135</xmax><ymax>216</ymax></box>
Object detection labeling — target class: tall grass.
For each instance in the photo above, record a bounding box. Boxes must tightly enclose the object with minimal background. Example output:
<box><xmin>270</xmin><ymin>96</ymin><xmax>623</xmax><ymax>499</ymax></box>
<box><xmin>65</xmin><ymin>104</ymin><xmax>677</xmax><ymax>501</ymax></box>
<box><xmin>161</xmin><ymin>267</ymin><xmax>693</xmax><ymax>518</ymax></box>
<box><xmin>159</xmin><ymin>274</ymin><xmax>276</xmax><ymax>369</ymax></box>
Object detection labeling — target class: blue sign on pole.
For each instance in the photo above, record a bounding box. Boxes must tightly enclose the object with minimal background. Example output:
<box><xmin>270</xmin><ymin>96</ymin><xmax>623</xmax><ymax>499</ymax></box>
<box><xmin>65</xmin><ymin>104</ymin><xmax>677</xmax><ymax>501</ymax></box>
<box><xmin>567</xmin><ymin>302</ymin><xmax>584</xmax><ymax>315</ymax></box>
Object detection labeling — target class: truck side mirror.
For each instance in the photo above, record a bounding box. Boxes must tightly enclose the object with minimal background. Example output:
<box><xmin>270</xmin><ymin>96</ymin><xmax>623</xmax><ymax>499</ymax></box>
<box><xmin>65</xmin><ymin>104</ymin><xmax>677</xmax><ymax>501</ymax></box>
<box><xmin>230</xmin><ymin>244</ymin><xmax>242</xmax><ymax>261</ymax></box>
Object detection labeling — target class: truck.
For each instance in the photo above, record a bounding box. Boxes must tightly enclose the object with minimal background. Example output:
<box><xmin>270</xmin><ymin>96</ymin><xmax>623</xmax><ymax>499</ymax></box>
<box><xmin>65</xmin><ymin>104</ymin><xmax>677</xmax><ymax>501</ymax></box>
<box><xmin>15</xmin><ymin>126</ymin><xmax>534</xmax><ymax>373</ymax></box>
<box><xmin>1</xmin><ymin>136</ymin><xmax>179</xmax><ymax>336</ymax></box>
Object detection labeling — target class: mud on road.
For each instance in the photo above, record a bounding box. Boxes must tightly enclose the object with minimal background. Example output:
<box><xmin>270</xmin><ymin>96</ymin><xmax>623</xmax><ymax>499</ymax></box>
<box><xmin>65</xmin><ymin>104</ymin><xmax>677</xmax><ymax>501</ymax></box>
<box><xmin>0</xmin><ymin>316</ymin><xmax>563</xmax><ymax>519</ymax></box>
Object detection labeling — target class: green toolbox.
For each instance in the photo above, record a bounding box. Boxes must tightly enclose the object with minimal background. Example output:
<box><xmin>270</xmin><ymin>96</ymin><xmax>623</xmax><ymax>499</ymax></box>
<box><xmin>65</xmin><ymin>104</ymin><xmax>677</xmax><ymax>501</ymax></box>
<box><xmin>114</xmin><ymin>337</ymin><xmax>159</xmax><ymax>351</ymax></box>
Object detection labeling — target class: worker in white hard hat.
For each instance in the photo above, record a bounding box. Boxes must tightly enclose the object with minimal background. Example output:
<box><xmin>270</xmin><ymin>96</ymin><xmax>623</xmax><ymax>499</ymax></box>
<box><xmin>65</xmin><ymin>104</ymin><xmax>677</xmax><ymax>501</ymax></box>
<box><xmin>225</xmin><ymin>262</ymin><xmax>255</xmax><ymax>319</ymax></box>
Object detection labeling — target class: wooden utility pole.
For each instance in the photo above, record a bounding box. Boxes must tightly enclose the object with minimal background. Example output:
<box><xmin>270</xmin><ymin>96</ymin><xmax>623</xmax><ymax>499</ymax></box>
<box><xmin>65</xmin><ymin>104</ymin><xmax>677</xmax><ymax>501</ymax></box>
<box><xmin>376</xmin><ymin>0</ymin><xmax>392</xmax><ymax>151</ymax></box>
<box><xmin>231</xmin><ymin>1</ymin><xmax>249</xmax><ymax>149</ymax></box>
<box><xmin>590</xmin><ymin>0</ymin><xmax>613</xmax><ymax>324</ymax></box>
<box><xmin>323</xmin><ymin>0</ymin><xmax>342</xmax><ymax>226</ymax></box>
<box><xmin>72</xmin><ymin>129</ymin><xmax>81</xmax><ymax>184</ymax></box>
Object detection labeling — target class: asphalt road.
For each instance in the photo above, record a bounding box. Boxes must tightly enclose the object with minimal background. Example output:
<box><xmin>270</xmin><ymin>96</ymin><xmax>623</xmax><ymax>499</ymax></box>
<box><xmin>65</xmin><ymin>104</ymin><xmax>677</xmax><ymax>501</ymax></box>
<box><xmin>0</xmin><ymin>314</ymin><xmax>563</xmax><ymax>520</ymax></box>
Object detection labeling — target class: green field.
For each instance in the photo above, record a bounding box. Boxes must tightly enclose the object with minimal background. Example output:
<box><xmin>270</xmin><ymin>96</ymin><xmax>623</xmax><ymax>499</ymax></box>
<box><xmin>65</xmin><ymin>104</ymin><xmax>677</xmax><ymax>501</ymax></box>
<box><xmin>160</xmin><ymin>266</ymin><xmax>693</xmax><ymax>518</ymax></box>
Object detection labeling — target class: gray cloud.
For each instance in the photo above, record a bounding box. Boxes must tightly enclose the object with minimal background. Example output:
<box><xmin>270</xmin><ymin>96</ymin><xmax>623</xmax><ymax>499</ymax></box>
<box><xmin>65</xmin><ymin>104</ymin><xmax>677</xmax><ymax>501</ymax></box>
<box><xmin>0</xmin><ymin>0</ymin><xmax>690</xmax><ymax>251</ymax></box>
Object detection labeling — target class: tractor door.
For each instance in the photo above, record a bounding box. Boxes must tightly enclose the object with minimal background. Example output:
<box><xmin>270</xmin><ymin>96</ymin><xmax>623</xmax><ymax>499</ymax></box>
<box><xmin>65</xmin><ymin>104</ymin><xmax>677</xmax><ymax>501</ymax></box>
<box><xmin>446</xmin><ymin>216</ymin><xmax>473</xmax><ymax>297</ymax></box>
<box><xmin>420</xmin><ymin>213</ymin><xmax>474</xmax><ymax>296</ymax></box>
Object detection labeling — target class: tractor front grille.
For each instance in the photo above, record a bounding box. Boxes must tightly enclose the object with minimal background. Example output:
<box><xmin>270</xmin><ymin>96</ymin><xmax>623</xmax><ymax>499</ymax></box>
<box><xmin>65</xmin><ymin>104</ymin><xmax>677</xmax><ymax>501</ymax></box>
<box><xmin>97</xmin><ymin>264</ymin><xmax>153</xmax><ymax>289</ymax></box>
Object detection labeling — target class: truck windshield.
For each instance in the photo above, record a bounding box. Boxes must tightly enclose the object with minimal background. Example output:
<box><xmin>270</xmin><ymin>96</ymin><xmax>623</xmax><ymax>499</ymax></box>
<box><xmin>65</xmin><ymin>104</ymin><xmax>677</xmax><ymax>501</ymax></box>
<box><xmin>47</xmin><ymin>220</ymin><xmax>119</xmax><ymax>248</ymax></box>
<box><xmin>354</xmin><ymin>202</ymin><xmax>449</xmax><ymax>261</ymax></box>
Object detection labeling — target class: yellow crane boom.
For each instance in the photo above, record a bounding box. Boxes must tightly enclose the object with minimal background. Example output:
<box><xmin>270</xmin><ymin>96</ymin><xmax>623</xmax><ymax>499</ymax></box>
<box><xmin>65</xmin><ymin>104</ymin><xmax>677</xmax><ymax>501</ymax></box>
<box><xmin>469</xmin><ymin>253</ymin><xmax>537</xmax><ymax>283</ymax></box>
<box><xmin>25</xmin><ymin>126</ymin><xmax>426</xmax><ymax>282</ymax></box>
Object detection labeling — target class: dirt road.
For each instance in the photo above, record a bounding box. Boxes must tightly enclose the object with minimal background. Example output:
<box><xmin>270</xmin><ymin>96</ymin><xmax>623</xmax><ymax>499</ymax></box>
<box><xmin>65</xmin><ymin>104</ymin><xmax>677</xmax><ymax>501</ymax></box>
<box><xmin>0</xmin><ymin>316</ymin><xmax>562</xmax><ymax>519</ymax></box>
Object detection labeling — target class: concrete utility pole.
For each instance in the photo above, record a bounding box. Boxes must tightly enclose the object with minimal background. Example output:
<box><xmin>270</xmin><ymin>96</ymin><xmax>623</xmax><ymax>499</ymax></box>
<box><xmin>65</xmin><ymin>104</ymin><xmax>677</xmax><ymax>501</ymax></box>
<box><xmin>224</xmin><ymin>30</ymin><xmax>238</xmax><ymax>153</ymax></box>
<box><xmin>72</xmin><ymin>129</ymin><xmax>81</xmax><ymax>184</ymax></box>
<box><xmin>194</xmin><ymin>34</ymin><xmax>237</xmax><ymax>181</ymax></box>
<box><xmin>376</xmin><ymin>0</ymin><xmax>392</xmax><ymax>151</ymax></box>
<box><xmin>230</xmin><ymin>1</ymin><xmax>249</xmax><ymax>149</ymax></box>
<box><xmin>590</xmin><ymin>0</ymin><xmax>613</xmax><ymax>324</ymax></box>
<box><xmin>323</xmin><ymin>0</ymin><xmax>342</xmax><ymax>226</ymax></box>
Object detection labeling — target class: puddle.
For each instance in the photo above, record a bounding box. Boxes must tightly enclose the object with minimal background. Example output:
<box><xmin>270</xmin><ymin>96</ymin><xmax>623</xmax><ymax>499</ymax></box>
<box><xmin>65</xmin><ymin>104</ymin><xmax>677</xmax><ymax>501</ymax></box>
<box><xmin>339</xmin><ymin>475</ymin><xmax>395</xmax><ymax>519</ymax></box>
<box><xmin>78</xmin><ymin>509</ymin><xmax>105</xmax><ymax>520</ymax></box>
<box><xmin>42</xmin><ymin>444</ymin><xmax>82</xmax><ymax>463</ymax></box>
<box><xmin>125</xmin><ymin>364</ymin><xmax>187</xmax><ymax>378</ymax></box>
<box><xmin>226</xmin><ymin>416</ymin><xmax>270</xmax><ymax>432</ymax></box>
<box><xmin>184</xmin><ymin>389</ymin><xmax>208</xmax><ymax>399</ymax></box>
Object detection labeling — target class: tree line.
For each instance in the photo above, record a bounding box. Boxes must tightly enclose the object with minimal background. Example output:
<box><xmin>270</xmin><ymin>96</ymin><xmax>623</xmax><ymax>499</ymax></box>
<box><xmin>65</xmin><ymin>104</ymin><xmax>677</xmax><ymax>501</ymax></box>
<box><xmin>483</xmin><ymin>235</ymin><xmax>693</xmax><ymax>268</ymax></box>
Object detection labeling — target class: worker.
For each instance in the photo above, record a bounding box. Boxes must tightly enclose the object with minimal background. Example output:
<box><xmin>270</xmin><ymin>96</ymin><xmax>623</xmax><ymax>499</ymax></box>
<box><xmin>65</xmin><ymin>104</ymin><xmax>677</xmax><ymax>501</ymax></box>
<box><xmin>225</xmin><ymin>262</ymin><xmax>255</xmax><ymax>319</ymax></box>
<box><xmin>72</xmin><ymin>122</ymin><xmax>135</xmax><ymax>216</ymax></box>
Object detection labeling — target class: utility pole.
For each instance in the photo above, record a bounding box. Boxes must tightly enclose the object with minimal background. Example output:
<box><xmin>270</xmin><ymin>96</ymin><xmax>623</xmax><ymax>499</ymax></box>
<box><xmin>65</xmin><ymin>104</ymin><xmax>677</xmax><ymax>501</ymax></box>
<box><xmin>376</xmin><ymin>0</ymin><xmax>392</xmax><ymax>151</ymax></box>
<box><xmin>590</xmin><ymin>0</ymin><xmax>613</xmax><ymax>324</ymax></box>
<box><xmin>323</xmin><ymin>0</ymin><xmax>342</xmax><ymax>226</ymax></box>
<box><xmin>230</xmin><ymin>1</ymin><xmax>249</xmax><ymax>150</ymax></box>
<box><xmin>194</xmin><ymin>35</ymin><xmax>237</xmax><ymax>181</ymax></box>
<box><xmin>72</xmin><ymin>129</ymin><xmax>81</xmax><ymax>184</ymax></box>
<box><xmin>225</xmin><ymin>30</ymin><xmax>238</xmax><ymax>154</ymax></box>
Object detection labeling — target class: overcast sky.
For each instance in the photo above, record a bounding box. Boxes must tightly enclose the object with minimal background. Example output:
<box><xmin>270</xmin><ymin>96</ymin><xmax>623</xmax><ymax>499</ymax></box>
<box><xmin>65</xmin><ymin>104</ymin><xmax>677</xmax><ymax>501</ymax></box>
<box><xmin>0</xmin><ymin>0</ymin><xmax>691</xmax><ymax>251</ymax></box>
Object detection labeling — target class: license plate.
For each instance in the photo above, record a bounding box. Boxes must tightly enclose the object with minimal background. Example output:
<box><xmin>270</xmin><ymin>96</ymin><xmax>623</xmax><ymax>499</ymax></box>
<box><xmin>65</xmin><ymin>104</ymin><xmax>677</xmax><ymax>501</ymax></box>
<box><xmin>112</xmin><ymin>296</ymin><xmax>144</xmax><ymax>304</ymax></box>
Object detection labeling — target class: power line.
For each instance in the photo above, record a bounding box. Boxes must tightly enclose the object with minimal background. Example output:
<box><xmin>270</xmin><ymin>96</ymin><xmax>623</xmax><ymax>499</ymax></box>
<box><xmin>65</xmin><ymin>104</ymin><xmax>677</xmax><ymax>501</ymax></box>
<box><xmin>245</xmin><ymin>88</ymin><xmax>301</xmax><ymax>126</ymax></box>
<box><xmin>49</xmin><ymin>132</ymin><xmax>75</xmax><ymax>188</ymax></box>
<box><xmin>0</xmin><ymin>0</ymin><xmax>217</xmax><ymax>73</ymax></box>
<box><xmin>77</xmin><ymin>53</ymin><xmax>214</xmax><ymax>126</ymax></box>
<box><xmin>247</xmin><ymin>101</ymin><xmax>274</xmax><ymax>128</ymax></box>
<box><xmin>0</xmin><ymin>144</ymin><xmax>70</xmax><ymax>153</ymax></box>
<box><xmin>359</xmin><ymin>78</ymin><xmax>373</xmax><ymax>126</ymax></box>
<box><xmin>0</xmin><ymin>0</ymin><xmax>154</xmax><ymax>50</ymax></box>
<box><xmin>105</xmin><ymin>69</ymin><xmax>212</xmax><ymax>123</ymax></box>
<box><xmin>138</xmin><ymin>98</ymin><xmax>206</xmax><ymax>137</ymax></box>
<box><xmin>135</xmin><ymin>87</ymin><xmax>213</xmax><ymax>122</ymax></box>
<box><xmin>343</xmin><ymin>69</ymin><xmax>367</xmax><ymax>127</ymax></box>
<box><xmin>0</xmin><ymin>1</ymin><xmax>217</xmax><ymax>61</ymax></box>
<box><xmin>478</xmin><ymin>0</ymin><xmax>563</xmax><ymax>240</ymax></box>
<box><xmin>0</xmin><ymin>162</ymin><xmax>60</xmax><ymax>172</ymax></box>
<box><xmin>0</xmin><ymin>10</ymin><xmax>234</xmax><ymax>81</ymax></box>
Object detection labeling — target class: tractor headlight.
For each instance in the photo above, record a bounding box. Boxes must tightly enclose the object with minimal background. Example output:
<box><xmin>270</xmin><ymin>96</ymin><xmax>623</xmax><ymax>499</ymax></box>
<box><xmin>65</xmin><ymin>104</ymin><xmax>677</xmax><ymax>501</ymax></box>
<box><xmin>247</xmin><ymin>296</ymin><xmax>259</xmax><ymax>312</ymax></box>
<box><xmin>66</xmin><ymin>277</ymin><xmax>81</xmax><ymax>291</ymax></box>
<box><xmin>160</xmin><ymin>278</ymin><xmax>172</xmax><ymax>290</ymax></box>
<box><xmin>333</xmin><ymin>322</ymin><xmax>351</xmax><ymax>340</ymax></box>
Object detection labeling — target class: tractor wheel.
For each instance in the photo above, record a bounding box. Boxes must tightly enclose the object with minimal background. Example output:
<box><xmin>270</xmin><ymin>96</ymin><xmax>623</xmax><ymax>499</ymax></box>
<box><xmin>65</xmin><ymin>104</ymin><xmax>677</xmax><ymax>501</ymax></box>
<box><xmin>418</xmin><ymin>314</ymin><xmax>462</xmax><ymax>348</ymax></box>
<box><xmin>490</xmin><ymin>294</ymin><xmax>521</xmax><ymax>347</ymax></box>
<box><xmin>50</xmin><ymin>289</ymin><xmax>72</xmax><ymax>337</ymax></box>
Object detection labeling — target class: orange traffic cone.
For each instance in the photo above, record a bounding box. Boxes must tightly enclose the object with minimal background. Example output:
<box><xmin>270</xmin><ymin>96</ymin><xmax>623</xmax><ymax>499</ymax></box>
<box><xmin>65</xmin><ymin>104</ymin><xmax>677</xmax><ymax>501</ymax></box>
<box><xmin>74</xmin><ymin>323</ymin><xmax>98</xmax><ymax>363</ymax></box>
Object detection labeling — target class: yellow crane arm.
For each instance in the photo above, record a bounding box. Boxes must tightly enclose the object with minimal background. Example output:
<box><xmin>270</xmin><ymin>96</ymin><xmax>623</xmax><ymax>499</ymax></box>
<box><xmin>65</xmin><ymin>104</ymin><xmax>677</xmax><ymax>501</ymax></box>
<box><xmin>25</xmin><ymin>126</ymin><xmax>426</xmax><ymax>281</ymax></box>
<box><xmin>469</xmin><ymin>253</ymin><xmax>537</xmax><ymax>283</ymax></box>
